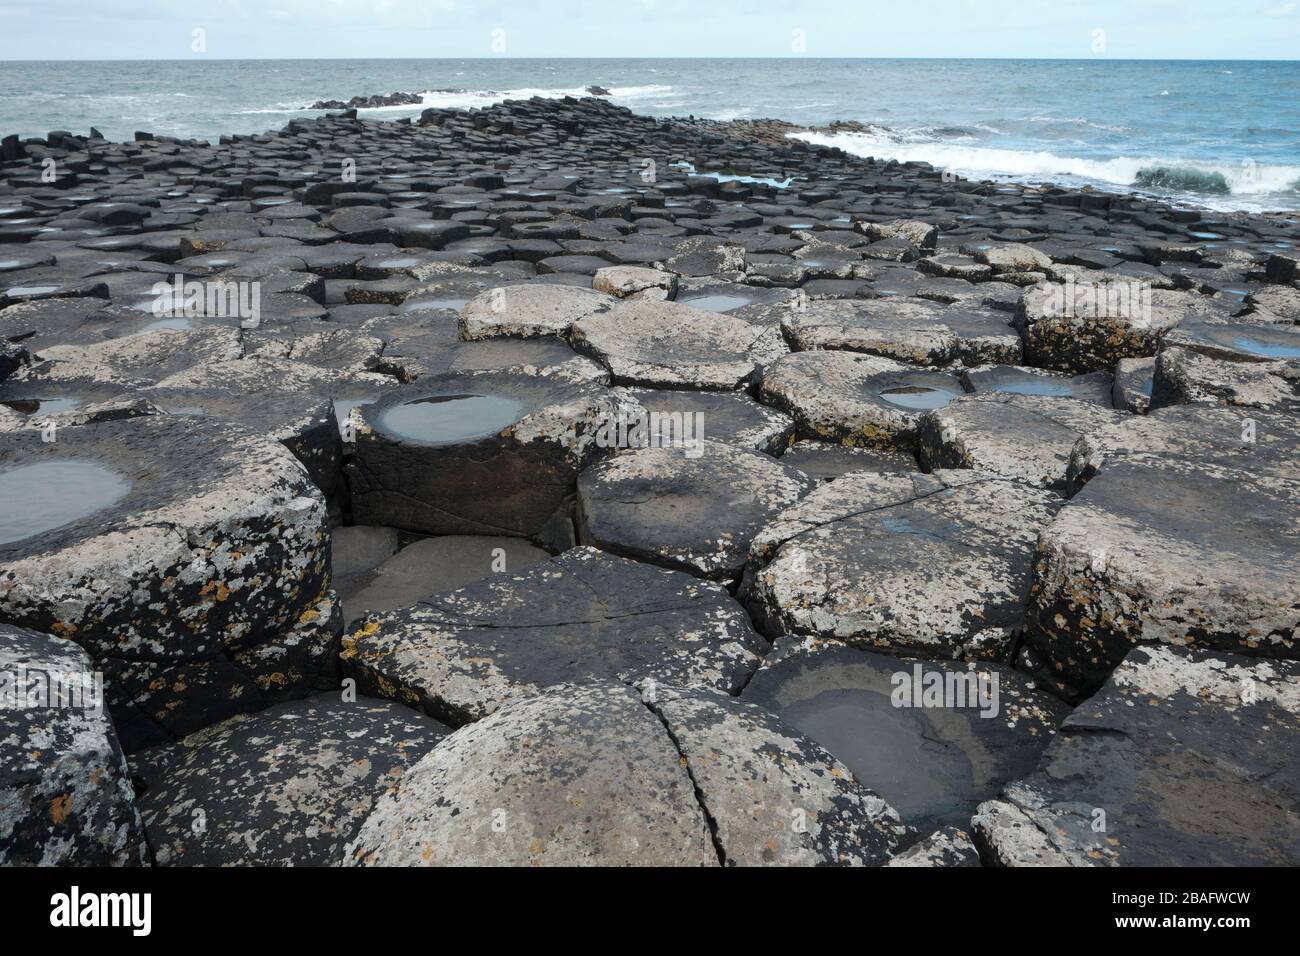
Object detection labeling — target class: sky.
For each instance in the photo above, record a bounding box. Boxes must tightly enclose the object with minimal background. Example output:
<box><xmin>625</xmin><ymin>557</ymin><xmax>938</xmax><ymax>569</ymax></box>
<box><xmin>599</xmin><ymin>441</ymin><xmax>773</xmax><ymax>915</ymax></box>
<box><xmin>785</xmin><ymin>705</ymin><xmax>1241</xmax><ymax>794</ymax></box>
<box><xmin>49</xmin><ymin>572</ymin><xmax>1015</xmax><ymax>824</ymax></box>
<box><xmin>0</xmin><ymin>0</ymin><xmax>1297</xmax><ymax>60</ymax></box>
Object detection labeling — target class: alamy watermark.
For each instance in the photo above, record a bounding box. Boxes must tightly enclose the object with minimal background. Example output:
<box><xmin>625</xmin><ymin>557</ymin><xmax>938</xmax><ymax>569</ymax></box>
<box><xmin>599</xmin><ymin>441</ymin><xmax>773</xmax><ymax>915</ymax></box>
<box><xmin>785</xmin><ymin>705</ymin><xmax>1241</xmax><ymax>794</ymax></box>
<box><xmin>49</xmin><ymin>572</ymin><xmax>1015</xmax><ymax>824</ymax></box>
<box><xmin>0</xmin><ymin>665</ymin><xmax>105</xmax><ymax>718</ymax></box>
<box><xmin>593</xmin><ymin>408</ymin><xmax>706</xmax><ymax>458</ymax></box>
<box><xmin>149</xmin><ymin>275</ymin><xmax>262</xmax><ymax>329</ymax></box>
<box><xmin>890</xmin><ymin>662</ymin><xmax>1000</xmax><ymax>719</ymax></box>
<box><xmin>1043</xmin><ymin>275</ymin><xmax>1152</xmax><ymax>327</ymax></box>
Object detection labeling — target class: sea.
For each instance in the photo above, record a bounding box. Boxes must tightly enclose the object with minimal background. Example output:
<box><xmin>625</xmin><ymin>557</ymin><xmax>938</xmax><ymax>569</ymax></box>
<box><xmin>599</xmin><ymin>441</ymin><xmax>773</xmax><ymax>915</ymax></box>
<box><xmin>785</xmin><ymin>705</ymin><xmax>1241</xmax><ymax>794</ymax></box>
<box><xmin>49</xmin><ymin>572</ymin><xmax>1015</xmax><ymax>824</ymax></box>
<box><xmin>1</xmin><ymin>58</ymin><xmax>1298</xmax><ymax>213</ymax></box>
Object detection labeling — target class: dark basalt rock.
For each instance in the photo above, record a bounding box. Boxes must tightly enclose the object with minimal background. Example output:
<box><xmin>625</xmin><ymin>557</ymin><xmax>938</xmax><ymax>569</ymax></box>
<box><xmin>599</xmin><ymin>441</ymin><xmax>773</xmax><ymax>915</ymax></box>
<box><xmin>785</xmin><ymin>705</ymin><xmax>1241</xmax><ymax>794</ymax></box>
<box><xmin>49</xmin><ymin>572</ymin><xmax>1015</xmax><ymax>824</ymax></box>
<box><xmin>743</xmin><ymin>470</ymin><xmax>1060</xmax><ymax>661</ymax></box>
<box><xmin>742</xmin><ymin>640</ymin><xmax>1066</xmax><ymax>836</ymax></box>
<box><xmin>306</xmin><ymin>91</ymin><xmax>424</xmax><ymax>111</ymax></box>
<box><xmin>137</xmin><ymin>385</ymin><xmax>341</xmax><ymax>494</ymax></box>
<box><xmin>339</xmin><ymin>534</ymin><xmax>550</xmax><ymax>626</ymax></box>
<box><xmin>618</xmin><ymin>385</ymin><xmax>795</xmax><ymax>454</ymax></box>
<box><xmin>1014</xmin><ymin>282</ymin><xmax>1222</xmax><ymax>373</ymax></box>
<box><xmin>0</xmin><ymin>623</ymin><xmax>147</xmax><ymax>865</ymax></box>
<box><xmin>347</xmin><ymin>368</ymin><xmax>621</xmax><ymax>537</ymax></box>
<box><xmin>577</xmin><ymin>440</ymin><xmax>814</xmax><ymax>582</ymax></box>
<box><xmin>341</xmin><ymin>547</ymin><xmax>768</xmax><ymax>726</ymax></box>
<box><xmin>0</xmin><ymin>415</ymin><xmax>332</xmax><ymax>750</ymax></box>
<box><xmin>345</xmin><ymin>681</ymin><xmax>911</xmax><ymax>866</ymax></box>
<box><xmin>133</xmin><ymin>696</ymin><xmax>449</xmax><ymax>866</ymax></box>
<box><xmin>974</xmin><ymin>645</ymin><xmax>1300</xmax><ymax>866</ymax></box>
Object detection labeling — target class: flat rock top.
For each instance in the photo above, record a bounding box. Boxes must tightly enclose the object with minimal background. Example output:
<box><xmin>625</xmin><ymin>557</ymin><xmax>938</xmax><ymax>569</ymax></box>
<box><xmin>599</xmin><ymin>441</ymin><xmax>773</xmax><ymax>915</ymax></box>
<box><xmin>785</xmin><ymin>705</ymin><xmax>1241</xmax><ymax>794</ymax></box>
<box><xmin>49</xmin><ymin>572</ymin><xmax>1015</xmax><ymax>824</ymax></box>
<box><xmin>345</xmin><ymin>682</ymin><xmax>718</xmax><ymax>866</ymax></box>
<box><xmin>342</xmin><ymin>546</ymin><xmax>768</xmax><ymax>725</ymax></box>
<box><xmin>571</xmin><ymin>298</ymin><xmax>766</xmax><ymax>388</ymax></box>
<box><xmin>134</xmin><ymin>696</ymin><xmax>450</xmax><ymax>866</ymax></box>
<box><xmin>747</xmin><ymin>470</ymin><xmax>1061</xmax><ymax>659</ymax></box>
<box><xmin>578</xmin><ymin>440</ymin><xmax>814</xmax><ymax>581</ymax></box>
<box><xmin>458</xmin><ymin>283</ymin><xmax>617</xmax><ymax>340</ymax></box>
<box><xmin>975</xmin><ymin>644</ymin><xmax>1300</xmax><ymax>866</ymax></box>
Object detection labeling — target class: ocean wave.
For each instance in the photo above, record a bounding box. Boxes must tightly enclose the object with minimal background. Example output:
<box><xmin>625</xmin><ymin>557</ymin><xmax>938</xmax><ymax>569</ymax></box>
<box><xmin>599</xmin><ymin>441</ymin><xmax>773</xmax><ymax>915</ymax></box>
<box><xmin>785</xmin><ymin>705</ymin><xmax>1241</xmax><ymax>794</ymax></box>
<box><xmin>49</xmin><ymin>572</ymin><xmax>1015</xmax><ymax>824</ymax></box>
<box><xmin>790</xmin><ymin>129</ymin><xmax>1300</xmax><ymax>201</ymax></box>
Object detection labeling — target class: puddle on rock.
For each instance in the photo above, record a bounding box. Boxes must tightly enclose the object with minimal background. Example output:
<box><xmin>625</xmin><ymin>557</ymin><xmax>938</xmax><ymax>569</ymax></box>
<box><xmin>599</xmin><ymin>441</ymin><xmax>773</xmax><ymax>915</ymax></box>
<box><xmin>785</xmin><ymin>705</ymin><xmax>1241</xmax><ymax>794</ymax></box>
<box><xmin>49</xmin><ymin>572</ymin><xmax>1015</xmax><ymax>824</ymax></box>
<box><xmin>1231</xmin><ymin>336</ymin><xmax>1300</xmax><ymax>359</ymax></box>
<box><xmin>997</xmin><ymin>380</ymin><xmax>1075</xmax><ymax>397</ymax></box>
<box><xmin>138</xmin><ymin>317</ymin><xmax>195</xmax><ymax>334</ymax></box>
<box><xmin>877</xmin><ymin>384</ymin><xmax>959</xmax><ymax>410</ymax></box>
<box><xmin>679</xmin><ymin>294</ymin><xmax>752</xmax><ymax>312</ymax></box>
<box><xmin>0</xmin><ymin>460</ymin><xmax>132</xmax><ymax>545</ymax></box>
<box><xmin>1</xmin><ymin>397</ymin><xmax>82</xmax><ymax>416</ymax></box>
<box><xmin>401</xmin><ymin>297</ymin><xmax>470</xmax><ymax>313</ymax></box>
<box><xmin>378</xmin><ymin>393</ymin><xmax>525</xmax><ymax>444</ymax></box>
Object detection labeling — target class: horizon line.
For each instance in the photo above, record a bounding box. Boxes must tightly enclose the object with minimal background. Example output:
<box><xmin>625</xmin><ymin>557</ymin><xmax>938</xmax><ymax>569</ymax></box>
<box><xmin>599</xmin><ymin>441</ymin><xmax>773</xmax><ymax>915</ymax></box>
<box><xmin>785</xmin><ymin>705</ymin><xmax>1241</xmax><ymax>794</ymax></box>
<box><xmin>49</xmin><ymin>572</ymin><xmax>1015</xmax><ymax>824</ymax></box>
<box><xmin>2</xmin><ymin>55</ymin><xmax>1298</xmax><ymax>63</ymax></box>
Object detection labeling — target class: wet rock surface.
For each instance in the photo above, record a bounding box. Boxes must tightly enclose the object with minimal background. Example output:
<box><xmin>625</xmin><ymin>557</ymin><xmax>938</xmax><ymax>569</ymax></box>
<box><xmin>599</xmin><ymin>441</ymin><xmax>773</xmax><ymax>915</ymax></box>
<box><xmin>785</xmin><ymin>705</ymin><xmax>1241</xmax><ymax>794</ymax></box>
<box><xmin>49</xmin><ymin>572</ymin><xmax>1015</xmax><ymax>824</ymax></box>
<box><xmin>744</xmin><ymin>639</ymin><xmax>1066</xmax><ymax>836</ymax></box>
<box><xmin>342</xmin><ymin>547</ymin><xmax>768</xmax><ymax>725</ymax></box>
<box><xmin>578</xmin><ymin>441</ymin><xmax>814</xmax><ymax>582</ymax></box>
<box><xmin>974</xmin><ymin>644</ymin><xmax>1300</xmax><ymax>866</ymax></box>
<box><xmin>4</xmin><ymin>93</ymin><xmax>1297</xmax><ymax>866</ymax></box>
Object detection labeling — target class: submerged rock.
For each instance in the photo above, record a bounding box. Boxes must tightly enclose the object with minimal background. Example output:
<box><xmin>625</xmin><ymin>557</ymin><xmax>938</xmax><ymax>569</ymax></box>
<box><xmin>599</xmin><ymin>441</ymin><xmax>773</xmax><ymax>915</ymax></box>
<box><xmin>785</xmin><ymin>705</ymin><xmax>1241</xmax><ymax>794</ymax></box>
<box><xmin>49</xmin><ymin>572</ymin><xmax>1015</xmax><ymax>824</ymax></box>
<box><xmin>743</xmin><ymin>639</ymin><xmax>1066</xmax><ymax>836</ymax></box>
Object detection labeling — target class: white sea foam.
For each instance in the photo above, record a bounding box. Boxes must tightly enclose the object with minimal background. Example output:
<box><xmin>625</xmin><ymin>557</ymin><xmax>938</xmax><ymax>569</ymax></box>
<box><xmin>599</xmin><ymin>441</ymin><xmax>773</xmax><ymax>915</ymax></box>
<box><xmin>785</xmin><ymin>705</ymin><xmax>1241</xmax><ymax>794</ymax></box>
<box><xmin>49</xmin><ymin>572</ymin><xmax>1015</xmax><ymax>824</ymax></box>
<box><xmin>790</xmin><ymin>129</ymin><xmax>1300</xmax><ymax>207</ymax></box>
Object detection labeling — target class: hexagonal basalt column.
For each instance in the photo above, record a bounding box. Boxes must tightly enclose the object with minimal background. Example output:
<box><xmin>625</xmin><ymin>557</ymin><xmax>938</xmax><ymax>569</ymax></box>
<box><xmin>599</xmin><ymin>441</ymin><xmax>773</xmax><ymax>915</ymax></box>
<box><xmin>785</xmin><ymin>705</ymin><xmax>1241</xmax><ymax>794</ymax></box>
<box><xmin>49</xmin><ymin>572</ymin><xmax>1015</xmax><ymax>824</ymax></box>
<box><xmin>347</xmin><ymin>369</ymin><xmax>622</xmax><ymax>537</ymax></box>
<box><xmin>0</xmin><ymin>416</ymin><xmax>333</xmax><ymax>749</ymax></box>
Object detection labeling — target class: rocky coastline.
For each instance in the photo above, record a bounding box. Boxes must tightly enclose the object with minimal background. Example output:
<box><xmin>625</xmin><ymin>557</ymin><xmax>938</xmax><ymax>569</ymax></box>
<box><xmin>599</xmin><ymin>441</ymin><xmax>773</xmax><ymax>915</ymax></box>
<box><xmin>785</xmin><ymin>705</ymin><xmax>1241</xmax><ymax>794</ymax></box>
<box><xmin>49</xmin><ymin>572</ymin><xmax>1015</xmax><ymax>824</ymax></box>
<box><xmin>1</xmin><ymin>95</ymin><xmax>1297</xmax><ymax>867</ymax></box>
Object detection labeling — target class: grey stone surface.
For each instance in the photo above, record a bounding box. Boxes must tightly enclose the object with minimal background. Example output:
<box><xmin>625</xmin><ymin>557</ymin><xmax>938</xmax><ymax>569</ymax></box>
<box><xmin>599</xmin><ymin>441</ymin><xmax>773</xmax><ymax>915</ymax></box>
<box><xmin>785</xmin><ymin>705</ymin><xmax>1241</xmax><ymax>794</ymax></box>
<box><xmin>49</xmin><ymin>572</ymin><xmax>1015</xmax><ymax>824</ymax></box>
<box><xmin>342</xmin><ymin>547</ymin><xmax>767</xmax><ymax>725</ymax></box>
<box><xmin>571</xmin><ymin>299</ymin><xmax>768</xmax><ymax>390</ymax></box>
<box><xmin>781</xmin><ymin>297</ymin><xmax>1020</xmax><ymax>367</ymax></box>
<box><xmin>759</xmin><ymin>349</ymin><xmax>963</xmax><ymax>449</ymax></box>
<box><xmin>0</xmin><ymin>415</ymin><xmax>332</xmax><ymax>750</ymax></box>
<box><xmin>341</xmin><ymin>534</ymin><xmax>550</xmax><ymax>626</ymax></box>
<box><xmin>458</xmin><ymin>283</ymin><xmax>616</xmax><ymax>340</ymax></box>
<box><xmin>973</xmin><ymin>644</ymin><xmax>1300</xmax><ymax>866</ymax></box>
<box><xmin>134</xmin><ymin>696</ymin><xmax>449</xmax><ymax>866</ymax></box>
<box><xmin>917</xmin><ymin>392</ymin><xmax>1125</xmax><ymax>493</ymax></box>
<box><xmin>346</xmin><ymin>681</ymin><xmax>910</xmax><ymax>867</ymax></box>
<box><xmin>886</xmin><ymin>827</ymin><xmax>982</xmax><ymax>867</ymax></box>
<box><xmin>745</xmin><ymin>470</ymin><xmax>1060</xmax><ymax>660</ymax></box>
<box><xmin>578</xmin><ymin>441</ymin><xmax>814</xmax><ymax>582</ymax></box>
